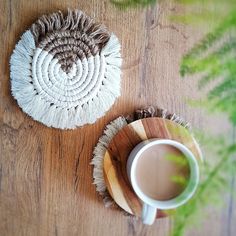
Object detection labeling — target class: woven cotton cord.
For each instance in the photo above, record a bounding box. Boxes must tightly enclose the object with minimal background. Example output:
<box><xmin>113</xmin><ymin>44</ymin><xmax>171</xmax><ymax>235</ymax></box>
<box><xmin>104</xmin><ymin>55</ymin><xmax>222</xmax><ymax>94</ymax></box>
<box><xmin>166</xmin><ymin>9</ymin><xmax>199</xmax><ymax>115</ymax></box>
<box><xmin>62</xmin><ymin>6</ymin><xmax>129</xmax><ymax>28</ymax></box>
<box><xmin>10</xmin><ymin>10</ymin><xmax>122</xmax><ymax>129</ymax></box>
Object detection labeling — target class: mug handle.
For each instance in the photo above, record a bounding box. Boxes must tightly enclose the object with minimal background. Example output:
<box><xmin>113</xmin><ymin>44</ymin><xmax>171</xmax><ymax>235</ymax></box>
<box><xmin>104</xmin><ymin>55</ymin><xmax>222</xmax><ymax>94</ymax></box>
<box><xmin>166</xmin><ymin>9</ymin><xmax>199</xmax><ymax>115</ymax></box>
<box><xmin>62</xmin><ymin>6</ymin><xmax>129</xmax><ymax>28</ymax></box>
<box><xmin>142</xmin><ymin>203</ymin><xmax>157</xmax><ymax>225</ymax></box>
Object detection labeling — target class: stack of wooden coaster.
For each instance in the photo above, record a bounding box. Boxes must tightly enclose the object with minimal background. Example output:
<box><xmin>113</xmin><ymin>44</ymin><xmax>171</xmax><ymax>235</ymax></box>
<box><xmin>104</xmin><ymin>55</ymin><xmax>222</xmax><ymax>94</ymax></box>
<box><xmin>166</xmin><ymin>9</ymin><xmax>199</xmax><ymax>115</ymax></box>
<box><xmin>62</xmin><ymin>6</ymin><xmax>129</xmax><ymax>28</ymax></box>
<box><xmin>92</xmin><ymin>107</ymin><xmax>202</xmax><ymax>219</ymax></box>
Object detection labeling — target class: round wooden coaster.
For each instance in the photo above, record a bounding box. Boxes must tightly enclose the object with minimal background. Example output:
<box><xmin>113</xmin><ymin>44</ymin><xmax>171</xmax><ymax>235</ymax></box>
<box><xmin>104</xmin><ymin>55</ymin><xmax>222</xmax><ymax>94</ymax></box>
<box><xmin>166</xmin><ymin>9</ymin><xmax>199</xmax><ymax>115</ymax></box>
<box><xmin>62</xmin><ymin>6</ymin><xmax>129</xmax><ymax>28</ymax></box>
<box><xmin>103</xmin><ymin>117</ymin><xmax>202</xmax><ymax>218</ymax></box>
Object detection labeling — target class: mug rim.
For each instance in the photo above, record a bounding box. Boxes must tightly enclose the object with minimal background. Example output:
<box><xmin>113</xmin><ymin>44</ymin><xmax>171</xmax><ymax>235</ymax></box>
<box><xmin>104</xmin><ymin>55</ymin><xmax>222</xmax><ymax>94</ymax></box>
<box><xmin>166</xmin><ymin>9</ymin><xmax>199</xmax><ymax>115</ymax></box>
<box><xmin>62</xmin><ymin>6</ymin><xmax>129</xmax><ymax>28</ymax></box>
<box><xmin>129</xmin><ymin>139</ymin><xmax>200</xmax><ymax>209</ymax></box>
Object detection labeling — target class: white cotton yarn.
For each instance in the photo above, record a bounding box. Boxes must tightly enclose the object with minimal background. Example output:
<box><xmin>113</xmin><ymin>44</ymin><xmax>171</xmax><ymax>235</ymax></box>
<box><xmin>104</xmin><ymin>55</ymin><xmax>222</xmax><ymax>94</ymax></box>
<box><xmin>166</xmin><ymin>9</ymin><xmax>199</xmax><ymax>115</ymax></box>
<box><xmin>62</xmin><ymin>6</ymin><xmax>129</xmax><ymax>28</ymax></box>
<box><xmin>10</xmin><ymin>10</ymin><xmax>122</xmax><ymax>129</ymax></box>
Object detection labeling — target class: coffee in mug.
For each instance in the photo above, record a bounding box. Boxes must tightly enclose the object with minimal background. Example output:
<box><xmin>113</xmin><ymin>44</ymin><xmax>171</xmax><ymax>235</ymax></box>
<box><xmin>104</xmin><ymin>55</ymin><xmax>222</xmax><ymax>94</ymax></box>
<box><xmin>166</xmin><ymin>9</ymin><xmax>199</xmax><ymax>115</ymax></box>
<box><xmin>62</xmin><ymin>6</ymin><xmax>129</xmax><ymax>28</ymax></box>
<box><xmin>127</xmin><ymin>139</ymin><xmax>200</xmax><ymax>225</ymax></box>
<box><xmin>135</xmin><ymin>144</ymin><xmax>190</xmax><ymax>201</ymax></box>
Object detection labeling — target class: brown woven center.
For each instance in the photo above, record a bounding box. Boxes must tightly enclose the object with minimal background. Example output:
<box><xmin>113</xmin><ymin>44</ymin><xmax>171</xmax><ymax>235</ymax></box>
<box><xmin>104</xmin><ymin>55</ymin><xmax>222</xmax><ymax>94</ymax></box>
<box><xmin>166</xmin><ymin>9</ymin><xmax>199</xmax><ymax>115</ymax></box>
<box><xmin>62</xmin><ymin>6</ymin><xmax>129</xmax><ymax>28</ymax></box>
<box><xmin>30</xmin><ymin>10</ymin><xmax>110</xmax><ymax>73</ymax></box>
<box><xmin>38</xmin><ymin>30</ymin><xmax>100</xmax><ymax>72</ymax></box>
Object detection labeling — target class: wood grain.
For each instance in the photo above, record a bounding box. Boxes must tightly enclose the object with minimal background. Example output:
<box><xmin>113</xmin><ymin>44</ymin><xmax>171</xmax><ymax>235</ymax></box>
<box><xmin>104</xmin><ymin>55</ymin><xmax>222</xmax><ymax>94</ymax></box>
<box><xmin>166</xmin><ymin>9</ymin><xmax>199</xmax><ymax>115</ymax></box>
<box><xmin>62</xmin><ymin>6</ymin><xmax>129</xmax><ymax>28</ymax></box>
<box><xmin>104</xmin><ymin>117</ymin><xmax>202</xmax><ymax>217</ymax></box>
<box><xmin>0</xmin><ymin>0</ymin><xmax>234</xmax><ymax>236</ymax></box>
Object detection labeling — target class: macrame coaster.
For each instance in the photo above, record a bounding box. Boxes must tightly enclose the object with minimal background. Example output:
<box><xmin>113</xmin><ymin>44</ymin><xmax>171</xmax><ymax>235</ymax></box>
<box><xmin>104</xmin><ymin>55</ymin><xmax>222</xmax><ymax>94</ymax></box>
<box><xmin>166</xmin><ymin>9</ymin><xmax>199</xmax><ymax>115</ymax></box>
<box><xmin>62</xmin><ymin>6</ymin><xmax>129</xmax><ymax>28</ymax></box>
<box><xmin>91</xmin><ymin>107</ymin><xmax>191</xmax><ymax>209</ymax></box>
<box><xmin>10</xmin><ymin>9</ymin><xmax>122</xmax><ymax>129</ymax></box>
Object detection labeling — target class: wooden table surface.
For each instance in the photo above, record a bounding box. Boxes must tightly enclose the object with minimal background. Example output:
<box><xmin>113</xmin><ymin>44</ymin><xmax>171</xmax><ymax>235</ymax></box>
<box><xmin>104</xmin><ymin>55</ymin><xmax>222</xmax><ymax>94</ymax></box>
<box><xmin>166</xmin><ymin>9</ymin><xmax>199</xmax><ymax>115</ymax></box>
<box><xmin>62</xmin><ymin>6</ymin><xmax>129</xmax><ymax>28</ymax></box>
<box><xmin>0</xmin><ymin>1</ymin><xmax>235</xmax><ymax>236</ymax></box>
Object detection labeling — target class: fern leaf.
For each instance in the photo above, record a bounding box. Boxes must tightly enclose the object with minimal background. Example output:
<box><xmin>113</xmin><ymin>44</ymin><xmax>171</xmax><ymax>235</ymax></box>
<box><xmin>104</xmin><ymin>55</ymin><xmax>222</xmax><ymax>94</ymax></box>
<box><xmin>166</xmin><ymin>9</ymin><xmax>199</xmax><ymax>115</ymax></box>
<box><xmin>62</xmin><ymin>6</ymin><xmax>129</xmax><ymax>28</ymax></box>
<box><xmin>208</xmin><ymin>76</ymin><xmax>236</xmax><ymax>99</ymax></box>
<box><xmin>181</xmin><ymin>13</ymin><xmax>236</xmax><ymax>77</ymax></box>
<box><xmin>181</xmin><ymin>40</ymin><xmax>236</xmax><ymax>76</ymax></box>
<box><xmin>110</xmin><ymin>0</ymin><xmax>156</xmax><ymax>9</ymax></box>
<box><xmin>198</xmin><ymin>59</ymin><xmax>236</xmax><ymax>89</ymax></box>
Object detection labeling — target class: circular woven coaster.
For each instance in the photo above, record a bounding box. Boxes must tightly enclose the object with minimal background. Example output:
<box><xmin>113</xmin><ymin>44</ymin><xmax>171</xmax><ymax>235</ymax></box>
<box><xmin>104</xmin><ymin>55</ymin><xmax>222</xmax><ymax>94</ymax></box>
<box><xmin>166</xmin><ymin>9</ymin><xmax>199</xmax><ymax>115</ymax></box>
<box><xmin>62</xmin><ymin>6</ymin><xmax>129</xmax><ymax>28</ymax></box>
<box><xmin>10</xmin><ymin>9</ymin><xmax>122</xmax><ymax>129</ymax></box>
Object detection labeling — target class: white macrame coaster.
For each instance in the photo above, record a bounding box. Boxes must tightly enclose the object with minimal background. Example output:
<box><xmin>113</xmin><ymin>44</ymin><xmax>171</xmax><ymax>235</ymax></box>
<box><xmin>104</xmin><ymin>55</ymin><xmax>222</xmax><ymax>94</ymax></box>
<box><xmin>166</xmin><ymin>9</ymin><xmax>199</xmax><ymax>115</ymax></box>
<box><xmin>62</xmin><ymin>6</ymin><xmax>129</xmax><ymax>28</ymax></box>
<box><xmin>91</xmin><ymin>107</ymin><xmax>191</xmax><ymax>208</ymax></box>
<box><xmin>10</xmin><ymin>9</ymin><xmax>122</xmax><ymax>129</ymax></box>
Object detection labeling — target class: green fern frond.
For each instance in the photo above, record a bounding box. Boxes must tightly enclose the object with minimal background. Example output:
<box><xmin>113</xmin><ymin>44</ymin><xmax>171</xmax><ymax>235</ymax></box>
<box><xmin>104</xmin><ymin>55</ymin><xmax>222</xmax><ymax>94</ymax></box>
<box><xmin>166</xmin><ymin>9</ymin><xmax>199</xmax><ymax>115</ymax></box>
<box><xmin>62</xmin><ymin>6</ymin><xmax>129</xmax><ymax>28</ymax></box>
<box><xmin>212</xmin><ymin>96</ymin><xmax>236</xmax><ymax>123</ymax></box>
<box><xmin>172</xmin><ymin>141</ymin><xmax>236</xmax><ymax>236</ymax></box>
<box><xmin>208</xmin><ymin>76</ymin><xmax>236</xmax><ymax>99</ymax></box>
<box><xmin>181</xmin><ymin>14</ymin><xmax>236</xmax><ymax>73</ymax></box>
<box><xmin>165</xmin><ymin>153</ymin><xmax>189</xmax><ymax>166</ymax></box>
<box><xmin>174</xmin><ymin>3</ymin><xmax>236</xmax><ymax>236</ymax></box>
<box><xmin>170</xmin><ymin>12</ymin><xmax>223</xmax><ymax>26</ymax></box>
<box><xmin>180</xmin><ymin>9</ymin><xmax>236</xmax><ymax>125</ymax></box>
<box><xmin>198</xmin><ymin>59</ymin><xmax>236</xmax><ymax>89</ymax></box>
<box><xmin>110</xmin><ymin>0</ymin><xmax>156</xmax><ymax>9</ymax></box>
<box><xmin>181</xmin><ymin>40</ymin><xmax>236</xmax><ymax>76</ymax></box>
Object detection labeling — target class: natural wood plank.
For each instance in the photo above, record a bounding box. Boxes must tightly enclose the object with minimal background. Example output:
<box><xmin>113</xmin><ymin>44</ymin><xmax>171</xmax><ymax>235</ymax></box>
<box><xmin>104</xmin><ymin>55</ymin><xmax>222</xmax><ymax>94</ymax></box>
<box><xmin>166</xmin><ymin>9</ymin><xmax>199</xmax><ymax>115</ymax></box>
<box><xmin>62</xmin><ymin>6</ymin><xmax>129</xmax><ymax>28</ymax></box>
<box><xmin>0</xmin><ymin>0</ymin><xmax>234</xmax><ymax>236</ymax></box>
